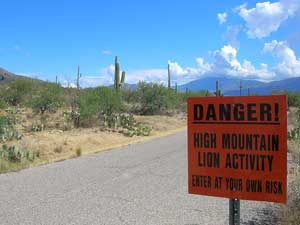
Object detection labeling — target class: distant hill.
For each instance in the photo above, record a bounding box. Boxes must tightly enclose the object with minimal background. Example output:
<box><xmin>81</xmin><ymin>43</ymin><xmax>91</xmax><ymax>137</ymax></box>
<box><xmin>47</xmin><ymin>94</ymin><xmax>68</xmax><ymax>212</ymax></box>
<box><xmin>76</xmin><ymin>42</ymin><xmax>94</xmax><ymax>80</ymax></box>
<box><xmin>0</xmin><ymin>67</ymin><xmax>44</xmax><ymax>85</ymax></box>
<box><xmin>0</xmin><ymin>67</ymin><xmax>20</xmax><ymax>83</ymax></box>
<box><xmin>225</xmin><ymin>77</ymin><xmax>300</xmax><ymax>95</ymax></box>
<box><xmin>178</xmin><ymin>76</ymin><xmax>300</xmax><ymax>95</ymax></box>
<box><xmin>178</xmin><ymin>76</ymin><xmax>264</xmax><ymax>92</ymax></box>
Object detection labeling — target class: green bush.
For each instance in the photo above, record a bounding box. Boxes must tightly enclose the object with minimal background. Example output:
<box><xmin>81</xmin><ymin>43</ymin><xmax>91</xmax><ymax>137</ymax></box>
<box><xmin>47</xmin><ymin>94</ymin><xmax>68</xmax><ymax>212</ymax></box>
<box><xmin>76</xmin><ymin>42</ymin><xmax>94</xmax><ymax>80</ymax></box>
<box><xmin>0</xmin><ymin>144</ymin><xmax>35</xmax><ymax>162</ymax></box>
<box><xmin>0</xmin><ymin>115</ymin><xmax>16</xmax><ymax>142</ymax></box>
<box><xmin>0</xmin><ymin>99</ymin><xmax>6</xmax><ymax>109</ymax></box>
<box><xmin>2</xmin><ymin>79</ymin><xmax>33</xmax><ymax>106</ymax></box>
<box><xmin>119</xmin><ymin>114</ymin><xmax>152</xmax><ymax>136</ymax></box>
<box><xmin>136</xmin><ymin>82</ymin><xmax>168</xmax><ymax>115</ymax></box>
<box><xmin>30</xmin><ymin>83</ymin><xmax>64</xmax><ymax>114</ymax></box>
<box><xmin>287</xmin><ymin>92</ymin><xmax>300</xmax><ymax>107</ymax></box>
<box><xmin>273</xmin><ymin>91</ymin><xmax>300</xmax><ymax>107</ymax></box>
<box><xmin>78</xmin><ymin>87</ymin><xmax>122</xmax><ymax>127</ymax></box>
<box><xmin>122</xmin><ymin>89</ymin><xmax>138</xmax><ymax>103</ymax></box>
<box><xmin>78</xmin><ymin>89</ymin><xmax>101</xmax><ymax>120</ymax></box>
<box><xmin>96</xmin><ymin>87</ymin><xmax>122</xmax><ymax>116</ymax></box>
<box><xmin>135</xmin><ymin>82</ymin><xmax>208</xmax><ymax>114</ymax></box>
<box><xmin>288</xmin><ymin>128</ymin><xmax>300</xmax><ymax>140</ymax></box>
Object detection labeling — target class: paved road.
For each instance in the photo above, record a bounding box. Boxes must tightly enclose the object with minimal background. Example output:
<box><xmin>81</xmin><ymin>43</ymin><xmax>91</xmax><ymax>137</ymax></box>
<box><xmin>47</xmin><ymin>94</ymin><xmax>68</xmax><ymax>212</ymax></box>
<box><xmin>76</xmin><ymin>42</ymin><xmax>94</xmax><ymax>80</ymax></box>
<box><xmin>0</xmin><ymin>131</ymin><xmax>277</xmax><ymax>225</ymax></box>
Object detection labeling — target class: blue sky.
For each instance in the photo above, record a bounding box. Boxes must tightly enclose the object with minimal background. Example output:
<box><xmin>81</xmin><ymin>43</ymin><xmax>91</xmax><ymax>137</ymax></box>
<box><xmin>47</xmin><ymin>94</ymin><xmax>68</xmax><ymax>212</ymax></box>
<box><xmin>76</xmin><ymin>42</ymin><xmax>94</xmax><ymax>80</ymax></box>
<box><xmin>0</xmin><ymin>0</ymin><xmax>300</xmax><ymax>87</ymax></box>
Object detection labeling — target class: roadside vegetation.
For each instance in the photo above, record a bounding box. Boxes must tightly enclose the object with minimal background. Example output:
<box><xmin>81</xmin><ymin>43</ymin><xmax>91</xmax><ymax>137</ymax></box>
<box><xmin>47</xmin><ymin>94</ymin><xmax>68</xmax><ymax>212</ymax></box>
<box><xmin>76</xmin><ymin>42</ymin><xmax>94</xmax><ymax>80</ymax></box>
<box><xmin>0</xmin><ymin>59</ymin><xmax>208</xmax><ymax>172</ymax></box>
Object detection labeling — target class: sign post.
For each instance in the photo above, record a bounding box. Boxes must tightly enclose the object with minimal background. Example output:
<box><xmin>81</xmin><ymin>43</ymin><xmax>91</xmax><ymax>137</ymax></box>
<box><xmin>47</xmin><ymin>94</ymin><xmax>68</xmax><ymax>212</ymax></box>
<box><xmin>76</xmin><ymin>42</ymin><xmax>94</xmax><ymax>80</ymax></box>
<box><xmin>228</xmin><ymin>82</ymin><xmax>244</xmax><ymax>225</ymax></box>
<box><xmin>187</xmin><ymin>94</ymin><xmax>287</xmax><ymax>224</ymax></box>
<box><xmin>229</xmin><ymin>198</ymin><xmax>240</xmax><ymax>225</ymax></box>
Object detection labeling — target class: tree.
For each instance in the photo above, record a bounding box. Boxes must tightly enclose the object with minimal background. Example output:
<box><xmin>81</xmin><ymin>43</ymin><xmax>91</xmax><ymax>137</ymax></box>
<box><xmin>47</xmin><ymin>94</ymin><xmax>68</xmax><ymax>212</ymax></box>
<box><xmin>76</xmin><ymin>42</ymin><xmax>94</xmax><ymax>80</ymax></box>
<box><xmin>136</xmin><ymin>82</ymin><xmax>168</xmax><ymax>115</ymax></box>
<box><xmin>78</xmin><ymin>87</ymin><xmax>122</xmax><ymax>126</ymax></box>
<box><xmin>30</xmin><ymin>83</ymin><xmax>64</xmax><ymax>114</ymax></box>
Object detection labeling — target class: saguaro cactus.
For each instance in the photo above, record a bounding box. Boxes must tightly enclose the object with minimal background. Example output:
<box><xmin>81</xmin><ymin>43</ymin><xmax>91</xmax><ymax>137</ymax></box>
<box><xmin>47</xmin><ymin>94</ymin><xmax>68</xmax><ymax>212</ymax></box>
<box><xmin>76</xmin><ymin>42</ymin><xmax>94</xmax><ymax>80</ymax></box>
<box><xmin>239</xmin><ymin>80</ymin><xmax>243</xmax><ymax>96</ymax></box>
<box><xmin>76</xmin><ymin>65</ymin><xmax>81</xmax><ymax>89</ymax></box>
<box><xmin>214</xmin><ymin>80</ymin><xmax>222</xmax><ymax>96</ymax></box>
<box><xmin>168</xmin><ymin>63</ymin><xmax>171</xmax><ymax>90</ymax></box>
<box><xmin>114</xmin><ymin>56</ymin><xmax>126</xmax><ymax>91</ymax></box>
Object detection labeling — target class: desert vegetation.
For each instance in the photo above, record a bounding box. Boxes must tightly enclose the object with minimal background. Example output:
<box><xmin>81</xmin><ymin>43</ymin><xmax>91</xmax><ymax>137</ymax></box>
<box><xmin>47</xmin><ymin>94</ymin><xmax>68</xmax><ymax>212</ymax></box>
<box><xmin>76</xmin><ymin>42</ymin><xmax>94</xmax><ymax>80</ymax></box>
<box><xmin>0</xmin><ymin>59</ymin><xmax>208</xmax><ymax>172</ymax></box>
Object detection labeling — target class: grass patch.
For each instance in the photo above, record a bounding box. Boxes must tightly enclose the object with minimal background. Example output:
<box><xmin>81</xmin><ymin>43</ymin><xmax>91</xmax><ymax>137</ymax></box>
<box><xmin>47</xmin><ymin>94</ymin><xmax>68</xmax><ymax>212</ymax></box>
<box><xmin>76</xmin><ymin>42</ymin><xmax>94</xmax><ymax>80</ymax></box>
<box><xmin>54</xmin><ymin>145</ymin><xmax>63</xmax><ymax>153</ymax></box>
<box><xmin>75</xmin><ymin>147</ymin><xmax>82</xmax><ymax>157</ymax></box>
<box><xmin>0</xmin><ymin>158</ymin><xmax>35</xmax><ymax>173</ymax></box>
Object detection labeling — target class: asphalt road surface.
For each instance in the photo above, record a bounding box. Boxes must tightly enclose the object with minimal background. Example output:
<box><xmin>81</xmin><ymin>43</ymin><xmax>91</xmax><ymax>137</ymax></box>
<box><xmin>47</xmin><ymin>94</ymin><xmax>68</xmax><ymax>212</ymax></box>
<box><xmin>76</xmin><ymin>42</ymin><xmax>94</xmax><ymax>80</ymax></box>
<box><xmin>0</xmin><ymin>131</ymin><xmax>278</xmax><ymax>225</ymax></box>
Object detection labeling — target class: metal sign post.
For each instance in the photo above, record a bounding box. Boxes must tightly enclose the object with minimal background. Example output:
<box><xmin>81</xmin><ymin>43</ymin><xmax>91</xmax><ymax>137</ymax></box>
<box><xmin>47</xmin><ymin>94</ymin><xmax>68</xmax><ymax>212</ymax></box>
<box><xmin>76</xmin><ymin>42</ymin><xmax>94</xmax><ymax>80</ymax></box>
<box><xmin>216</xmin><ymin>80</ymin><xmax>241</xmax><ymax>225</ymax></box>
<box><xmin>229</xmin><ymin>198</ymin><xmax>240</xmax><ymax>225</ymax></box>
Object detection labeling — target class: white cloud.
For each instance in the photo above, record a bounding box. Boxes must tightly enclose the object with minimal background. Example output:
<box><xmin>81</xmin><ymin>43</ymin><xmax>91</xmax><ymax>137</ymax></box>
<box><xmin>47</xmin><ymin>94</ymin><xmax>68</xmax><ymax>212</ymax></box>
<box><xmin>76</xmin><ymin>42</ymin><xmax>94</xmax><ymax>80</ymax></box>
<box><xmin>212</xmin><ymin>45</ymin><xmax>274</xmax><ymax>80</ymax></box>
<box><xmin>102</xmin><ymin>50</ymin><xmax>112</xmax><ymax>55</ymax></box>
<box><xmin>237</xmin><ymin>0</ymin><xmax>300</xmax><ymax>38</ymax></box>
<box><xmin>263</xmin><ymin>40</ymin><xmax>300</xmax><ymax>77</ymax></box>
<box><xmin>165</xmin><ymin>45</ymin><xmax>274</xmax><ymax>84</ymax></box>
<box><xmin>78</xmin><ymin>64</ymin><xmax>114</xmax><ymax>87</ymax></box>
<box><xmin>126</xmin><ymin>69</ymin><xmax>167</xmax><ymax>84</ymax></box>
<box><xmin>167</xmin><ymin>58</ymin><xmax>212</xmax><ymax>84</ymax></box>
<box><xmin>217</xmin><ymin>12</ymin><xmax>227</xmax><ymax>24</ymax></box>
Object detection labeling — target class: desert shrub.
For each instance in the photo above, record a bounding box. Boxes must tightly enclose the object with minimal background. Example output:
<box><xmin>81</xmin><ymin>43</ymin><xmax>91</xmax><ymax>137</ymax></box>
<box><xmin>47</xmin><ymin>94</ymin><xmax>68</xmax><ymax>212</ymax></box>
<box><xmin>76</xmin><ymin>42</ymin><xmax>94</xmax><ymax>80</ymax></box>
<box><xmin>124</xmin><ymin>122</ymin><xmax>152</xmax><ymax>137</ymax></box>
<box><xmin>0</xmin><ymin>115</ymin><xmax>16</xmax><ymax>142</ymax></box>
<box><xmin>97</xmin><ymin>87</ymin><xmax>122</xmax><ymax>115</ymax></box>
<box><xmin>0</xmin><ymin>144</ymin><xmax>35</xmax><ymax>162</ymax></box>
<box><xmin>288</xmin><ymin>92</ymin><xmax>300</xmax><ymax>107</ymax></box>
<box><xmin>119</xmin><ymin>114</ymin><xmax>152</xmax><ymax>136</ymax></box>
<box><xmin>165</xmin><ymin>91</ymin><xmax>189</xmax><ymax>111</ymax></box>
<box><xmin>78</xmin><ymin>89</ymin><xmax>101</xmax><ymax>120</ymax></box>
<box><xmin>31</xmin><ymin>122</ymin><xmax>44</xmax><ymax>132</ymax></box>
<box><xmin>63</xmin><ymin>110</ymin><xmax>79</xmax><ymax>129</ymax></box>
<box><xmin>122</xmin><ymin>89</ymin><xmax>138</xmax><ymax>103</ymax></box>
<box><xmin>273</xmin><ymin>91</ymin><xmax>300</xmax><ymax>107</ymax></box>
<box><xmin>76</xmin><ymin>147</ymin><xmax>82</xmax><ymax>157</ymax></box>
<box><xmin>2</xmin><ymin>79</ymin><xmax>33</xmax><ymax>106</ymax></box>
<box><xmin>103</xmin><ymin>114</ymin><xmax>119</xmax><ymax>128</ymax></box>
<box><xmin>135</xmin><ymin>82</ymin><xmax>208</xmax><ymax>114</ymax></box>
<box><xmin>78</xmin><ymin>87</ymin><xmax>122</xmax><ymax>127</ymax></box>
<box><xmin>0</xmin><ymin>99</ymin><xmax>6</xmax><ymax>109</ymax></box>
<box><xmin>30</xmin><ymin>83</ymin><xmax>64</xmax><ymax>114</ymax></box>
<box><xmin>185</xmin><ymin>90</ymin><xmax>210</xmax><ymax>97</ymax></box>
<box><xmin>120</xmin><ymin>114</ymin><xmax>135</xmax><ymax>128</ymax></box>
<box><xmin>288</xmin><ymin>128</ymin><xmax>300</xmax><ymax>140</ymax></box>
<box><xmin>136</xmin><ymin>82</ymin><xmax>168</xmax><ymax>115</ymax></box>
<box><xmin>54</xmin><ymin>145</ymin><xmax>63</xmax><ymax>153</ymax></box>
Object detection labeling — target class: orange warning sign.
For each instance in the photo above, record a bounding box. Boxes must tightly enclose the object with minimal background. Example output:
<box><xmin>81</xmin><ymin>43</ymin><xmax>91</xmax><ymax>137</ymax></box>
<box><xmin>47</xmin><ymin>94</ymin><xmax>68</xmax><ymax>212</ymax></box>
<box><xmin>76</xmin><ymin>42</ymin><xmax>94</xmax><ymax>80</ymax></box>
<box><xmin>187</xmin><ymin>96</ymin><xmax>287</xmax><ymax>203</ymax></box>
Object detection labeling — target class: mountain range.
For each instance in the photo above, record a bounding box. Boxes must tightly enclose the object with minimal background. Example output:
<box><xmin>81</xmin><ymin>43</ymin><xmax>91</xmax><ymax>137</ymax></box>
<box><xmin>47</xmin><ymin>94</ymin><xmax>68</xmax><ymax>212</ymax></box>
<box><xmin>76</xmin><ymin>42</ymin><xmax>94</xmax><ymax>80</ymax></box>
<box><xmin>178</xmin><ymin>76</ymin><xmax>300</xmax><ymax>95</ymax></box>
<box><xmin>1</xmin><ymin>67</ymin><xmax>299</xmax><ymax>95</ymax></box>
